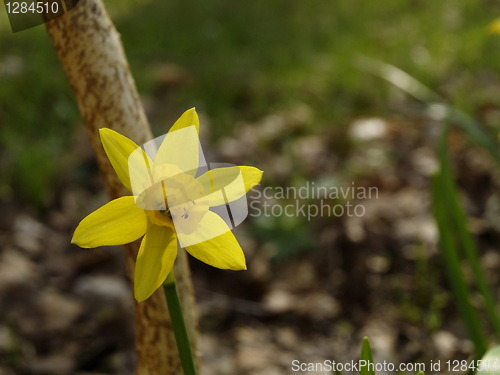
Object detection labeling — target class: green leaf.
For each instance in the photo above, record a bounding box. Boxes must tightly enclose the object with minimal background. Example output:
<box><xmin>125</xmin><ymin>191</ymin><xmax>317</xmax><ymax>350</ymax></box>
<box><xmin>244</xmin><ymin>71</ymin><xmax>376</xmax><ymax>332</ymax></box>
<box><xmin>437</xmin><ymin>130</ymin><xmax>500</xmax><ymax>338</ymax></box>
<box><xmin>432</xmin><ymin>133</ymin><xmax>488</xmax><ymax>357</ymax></box>
<box><xmin>446</xmin><ymin>108</ymin><xmax>500</xmax><ymax>168</ymax></box>
<box><xmin>357</xmin><ymin>57</ymin><xmax>500</xmax><ymax>167</ymax></box>
<box><xmin>360</xmin><ymin>337</ymin><xmax>375</xmax><ymax>375</ymax></box>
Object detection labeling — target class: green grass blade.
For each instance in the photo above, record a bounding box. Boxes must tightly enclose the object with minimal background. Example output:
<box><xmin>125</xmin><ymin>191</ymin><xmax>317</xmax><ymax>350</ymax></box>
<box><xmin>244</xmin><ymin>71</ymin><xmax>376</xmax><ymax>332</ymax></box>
<box><xmin>446</xmin><ymin>108</ymin><xmax>500</xmax><ymax>168</ymax></box>
<box><xmin>438</xmin><ymin>132</ymin><xmax>500</xmax><ymax>338</ymax></box>
<box><xmin>356</xmin><ymin>56</ymin><xmax>500</xmax><ymax>167</ymax></box>
<box><xmin>431</xmin><ymin>171</ymin><xmax>488</xmax><ymax>358</ymax></box>
<box><xmin>360</xmin><ymin>337</ymin><xmax>375</xmax><ymax>375</ymax></box>
<box><xmin>355</xmin><ymin>55</ymin><xmax>440</xmax><ymax>102</ymax></box>
<box><xmin>163</xmin><ymin>272</ymin><xmax>198</xmax><ymax>375</ymax></box>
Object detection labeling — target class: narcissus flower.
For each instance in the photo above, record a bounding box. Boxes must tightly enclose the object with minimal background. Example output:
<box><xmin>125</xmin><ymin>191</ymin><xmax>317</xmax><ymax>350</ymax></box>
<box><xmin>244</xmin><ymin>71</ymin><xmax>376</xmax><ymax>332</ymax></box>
<box><xmin>72</xmin><ymin>108</ymin><xmax>263</xmax><ymax>302</ymax></box>
<box><xmin>488</xmin><ymin>18</ymin><xmax>500</xmax><ymax>34</ymax></box>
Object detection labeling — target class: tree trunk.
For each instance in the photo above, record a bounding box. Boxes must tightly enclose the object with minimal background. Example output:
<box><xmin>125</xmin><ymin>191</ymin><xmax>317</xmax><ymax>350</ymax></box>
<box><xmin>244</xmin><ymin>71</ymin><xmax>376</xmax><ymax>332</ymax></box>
<box><xmin>45</xmin><ymin>2</ymin><xmax>199</xmax><ymax>374</ymax></box>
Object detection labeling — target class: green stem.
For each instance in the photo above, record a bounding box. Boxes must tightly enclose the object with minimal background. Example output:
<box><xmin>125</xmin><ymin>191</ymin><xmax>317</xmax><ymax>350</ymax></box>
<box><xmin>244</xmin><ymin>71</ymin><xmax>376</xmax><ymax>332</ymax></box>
<box><xmin>432</xmin><ymin>172</ymin><xmax>487</xmax><ymax>358</ymax></box>
<box><xmin>438</xmin><ymin>132</ymin><xmax>500</xmax><ymax>339</ymax></box>
<box><xmin>164</xmin><ymin>271</ymin><xmax>197</xmax><ymax>375</ymax></box>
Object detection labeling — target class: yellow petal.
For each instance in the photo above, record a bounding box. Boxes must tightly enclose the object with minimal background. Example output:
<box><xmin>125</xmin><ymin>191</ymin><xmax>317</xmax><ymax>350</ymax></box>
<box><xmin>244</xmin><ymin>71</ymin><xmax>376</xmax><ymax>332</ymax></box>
<box><xmin>196</xmin><ymin>166</ymin><xmax>263</xmax><ymax>206</ymax></box>
<box><xmin>134</xmin><ymin>223</ymin><xmax>178</xmax><ymax>302</ymax></box>
<box><xmin>184</xmin><ymin>211</ymin><xmax>246</xmax><ymax>270</ymax></box>
<box><xmin>154</xmin><ymin>124</ymin><xmax>200</xmax><ymax>176</ymax></box>
<box><xmin>488</xmin><ymin>18</ymin><xmax>500</xmax><ymax>34</ymax></box>
<box><xmin>152</xmin><ymin>109</ymin><xmax>201</xmax><ymax>176</ymax></box>
<box><xmin>128</xmin><ymin>146</ymin><xmax>158</xmax><ymax>207</ymax></box>
<box><xmin>99</xmin><ymin>128</ymin><xmax>141</xmax><ymax>191</ymax></box>
<box><xmin>72</xmin><ymin>196</ymin><xmax>147</xmax><ymax>248</ymax></box>
<box><xmin>169</xmin><ymin>108</ymin><xmax>200</xmax><ymax>134</ymax></box>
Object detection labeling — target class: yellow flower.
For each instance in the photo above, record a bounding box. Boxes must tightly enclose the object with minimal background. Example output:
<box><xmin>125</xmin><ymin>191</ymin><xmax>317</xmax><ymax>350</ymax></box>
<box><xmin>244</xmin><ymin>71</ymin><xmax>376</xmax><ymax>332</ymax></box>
<box><xmin>488</xmin><ymin>18</ymin><xmax>500</xmax><ymax>34</ymax></box>
<box><xmin>72</xmin><ymin>108</ymin><xmax>263</xmax><ymax>302</ymax></box>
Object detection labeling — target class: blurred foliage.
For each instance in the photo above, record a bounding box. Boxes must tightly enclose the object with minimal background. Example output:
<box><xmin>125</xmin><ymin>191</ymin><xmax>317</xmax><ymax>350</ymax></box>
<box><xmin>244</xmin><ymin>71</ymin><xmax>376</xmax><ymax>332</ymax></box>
<box><xmin>250</xmin><ymin>214</ymin><xmax>314</xmax><ymax>261</ymax></box>
<box><xmin>0</xmin><ymin>0</ymin><xmax>499</xmax><ymax>207</ymax></box>
<box><xmin>0</xmin><ymin>24</ymin><xmax>77</xmax><ymax>207</ymax></box>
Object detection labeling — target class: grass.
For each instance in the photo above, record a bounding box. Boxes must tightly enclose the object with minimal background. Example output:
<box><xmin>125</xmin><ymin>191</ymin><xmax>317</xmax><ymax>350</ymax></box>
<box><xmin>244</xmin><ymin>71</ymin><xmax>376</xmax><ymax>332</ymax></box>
<box><xmin>432</xmin><ymin>147</ymin><xmax>488</xmax><ymax>358</ymax></box>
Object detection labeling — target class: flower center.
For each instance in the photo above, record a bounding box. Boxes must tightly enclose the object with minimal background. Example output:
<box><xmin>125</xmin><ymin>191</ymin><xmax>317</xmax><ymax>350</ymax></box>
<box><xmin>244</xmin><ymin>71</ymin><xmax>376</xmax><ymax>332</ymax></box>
<box><xmin>138</xmin><ymin>165</ymin><xmax>209</xmax><ymax>234</ymax></box>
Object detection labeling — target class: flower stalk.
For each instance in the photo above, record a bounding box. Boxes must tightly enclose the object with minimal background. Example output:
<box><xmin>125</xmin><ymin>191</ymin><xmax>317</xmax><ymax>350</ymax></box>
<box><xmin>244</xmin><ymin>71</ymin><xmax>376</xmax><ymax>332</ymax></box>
<box><xmin>45</xmin><ymin>1</ymin><xmax>200</xmax><ymax>373</ymax></box>
<box><xmin>164</xmin><ymin>271</ymin><xmax>198</xmax><ymax>375</ymax></box>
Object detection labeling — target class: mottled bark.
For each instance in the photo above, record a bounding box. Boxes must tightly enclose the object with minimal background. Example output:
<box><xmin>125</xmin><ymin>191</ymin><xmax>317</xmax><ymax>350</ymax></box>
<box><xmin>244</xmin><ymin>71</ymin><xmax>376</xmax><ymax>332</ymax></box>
<box><xmin>45</xmin><ymin>1</ymin><xmax>198</xmax><ymax>374</ymax></box>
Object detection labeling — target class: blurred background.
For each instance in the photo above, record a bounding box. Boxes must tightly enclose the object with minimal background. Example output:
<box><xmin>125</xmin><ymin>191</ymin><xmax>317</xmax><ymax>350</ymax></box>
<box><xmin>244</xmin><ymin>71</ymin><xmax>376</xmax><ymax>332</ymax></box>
<box><xmin>1</xmin><ymin>0</ymin><xmax>500</xmax><ymax>374</ymax></box>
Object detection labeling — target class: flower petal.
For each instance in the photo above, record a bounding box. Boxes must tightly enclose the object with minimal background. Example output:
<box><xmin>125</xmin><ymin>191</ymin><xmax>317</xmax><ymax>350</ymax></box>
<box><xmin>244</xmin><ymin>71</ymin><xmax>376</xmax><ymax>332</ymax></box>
<box><xmin>184</xmin><ymin>211</ymin><xmax>246</xmax><ymax>270</ymax></box>
<box><xmin>99</xmin><ymin>128</ymin><xmax>141</xmax><ymax>191</ymax></box>
<box><xmin>153</xmin><ymin>108</ymin><xmax>201</xmax><ymax>176</ymax></box>
<box><xmin>488</xmin><ymin>18</ymin><xmax>500</xmax><ymax>34</ymax></box>
<box><xmin>196</xmin><ymin>166</ymin><xmax>263</xmax><ymax>206</ymax></box>
<box><xmin>72</xmin><ymin>196</ymin><xmax>147</xmax><ymax>248</ymax></box>
<box><xmin>134</xmin><ymin>223</ymin><xmax>178</xmax><ymax>302</ymax></box>
<box><xmin>169</xmin><ymin>108</ymin><xmax>200</xmax><ymax>134</ymax></box>
<box><xmin>154</xmin><ymin>124</ymin><xmax>200</xmax><ymax>175</ymax></box>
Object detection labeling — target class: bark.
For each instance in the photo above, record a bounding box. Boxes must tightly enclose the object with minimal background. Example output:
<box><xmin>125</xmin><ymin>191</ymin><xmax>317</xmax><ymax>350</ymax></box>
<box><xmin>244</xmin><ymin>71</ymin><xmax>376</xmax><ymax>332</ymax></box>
<box><xmin>45</xmin><ymin>2</ymin><xmax>198</xmax><ymax>374</ymax></box>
